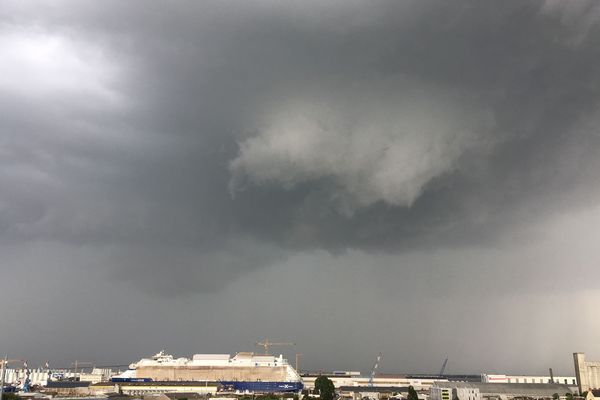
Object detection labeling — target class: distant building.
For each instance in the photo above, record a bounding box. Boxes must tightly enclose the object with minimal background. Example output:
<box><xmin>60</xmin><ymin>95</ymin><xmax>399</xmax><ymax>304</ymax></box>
<box><xmin>1</xmin><ymin>367</ymin><xmax>106</xmax><ymax>387</ymax></box>
<box><xmin>90</xmin><ymin>381</ymin><xmax>220</xmax><ymax>396</ymax></box>
<box><xmin>482</xmin><ymin>374</ymin><xmax>577</xmax><ymax>387</ymax></box>
<box><xmin>302</xmin><ymin>371</ymin><xmax>361</xmax><ymax>390</ymax></box>
<box><xmin>2</xmin><ymin>368</ymin><xmax>50</xmax><ymax>386</ymax></box>
<box><xmin>431</xmin><ymin>385</ymin><xmax>481</xmax><ymax>400</ymax></box>
<box><xmin>430</xmin><ymin>381</ymin><xmax>573</xmax><ymax>400</ymax></box>
<box><xmin>302</xmin><ymin>372</ymin><xmax>445</xmax><ymax>391</ymax></box>
<box><xmin>338</xmin><ymin>386</ymin><xmax>409</xmax><ymax>400</ymax></box>
<box><xmin>44</xmin><ymin>381</ymin><xmax>92</xmax><ymax>396</ymax></box>
<box><xmin>574</xmin><ymin>353</ymin><xmax>600</xmax><ymax>394</ymax></box>
<box><xmin>79</xmin><ymin>368</ymin><xmax>113</xmax><ymax>383</ymax></box>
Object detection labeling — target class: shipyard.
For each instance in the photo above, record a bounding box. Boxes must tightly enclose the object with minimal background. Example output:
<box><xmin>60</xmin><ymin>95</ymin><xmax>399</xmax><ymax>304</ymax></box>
<box><xmin>2</xmin><ymin>349</ymin><xmax>599</xmax><ymax>400</ymax></box>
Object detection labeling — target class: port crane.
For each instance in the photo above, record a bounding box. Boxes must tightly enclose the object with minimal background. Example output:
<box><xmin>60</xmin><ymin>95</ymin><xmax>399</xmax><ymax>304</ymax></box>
<box><xmin>71</xmin><ymin>360</ymin><xmax>94</xmax><ymax>375</ymax></box>
<box><xmin>255</xmin><ymin>338</ymin><xmax>295</xmax><ymax>355</ymax></box>
<box><xmin>439</xmin><ymin>357</ymin><xmax>448</xmax><ymax>376</ymax></box>
<box><xmin>368</xmin><ymin>353</ymin><xmax>383</xmax><ymax>387</ymax></box>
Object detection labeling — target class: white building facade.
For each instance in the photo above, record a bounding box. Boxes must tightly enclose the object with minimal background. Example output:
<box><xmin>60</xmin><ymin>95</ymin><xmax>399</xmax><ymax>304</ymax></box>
<box><xmin>431</xmin><ymin>386</ymin><xmax>481</xmax><ymax>400</ymax></box>
<box><xmin>1</xmin><ymin>368</ymin><xmax>49</xmax><ymax>386</ymax></box>
<box><xmin>574</xmin><ymin>353</ymin><xmax>600</xmax><ymax>394</ymax></box>
<box><xmin>482</xmin><ymin>374</ymin><xmax>577</xmax><ymax>386</ymax></box>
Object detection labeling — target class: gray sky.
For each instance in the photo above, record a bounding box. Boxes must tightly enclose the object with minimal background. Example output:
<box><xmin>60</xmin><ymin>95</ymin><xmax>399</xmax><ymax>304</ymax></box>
<box><xmin>1</xmin><ymin>0</ymin><xmax>600</xmax><ymax>375</ymax></box>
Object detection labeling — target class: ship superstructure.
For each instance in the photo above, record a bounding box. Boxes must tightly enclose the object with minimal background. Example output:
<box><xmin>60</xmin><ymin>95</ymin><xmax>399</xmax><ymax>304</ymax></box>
<box><xmin>112</xmin><ymin>351</ymin><xmax>303</xmax><ymax>392</ymax></box>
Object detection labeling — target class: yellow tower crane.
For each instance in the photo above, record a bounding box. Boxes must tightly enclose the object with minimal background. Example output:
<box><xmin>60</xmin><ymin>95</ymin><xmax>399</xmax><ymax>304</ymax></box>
<box><xmin>255</xmin><ymin>338</ymin><xmax>295</xmax><ymax>355</ymax></box>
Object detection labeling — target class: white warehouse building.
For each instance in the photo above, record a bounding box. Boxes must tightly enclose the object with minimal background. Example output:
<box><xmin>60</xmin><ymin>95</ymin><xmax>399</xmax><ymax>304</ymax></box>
<box><xmin>431</xmin><ymin>382</ymin><xmax>573</xmax><ymax>400</ymax></box>
<box><xmin>482</xmin><ymin>374</ymin><xmax>577</xmax><ymax>386</ymax></box>
<box><xmin>431</xmin><ymin>385</ymin><xmax>481</xmax><ymax>400</ymax></box>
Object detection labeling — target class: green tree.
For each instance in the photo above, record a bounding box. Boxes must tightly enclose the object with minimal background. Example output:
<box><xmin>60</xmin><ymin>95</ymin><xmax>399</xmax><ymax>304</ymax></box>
<box><xmin>565</xmin><ymin>393</ymin><xmax>573</xmax><ymax>400</ymax></box>
<box><xmin>314</xmin><ymin>376</ymin><xmax>335</xmax><ymax>400</ymax></box>
<box><xmin>552</xmin><ymin>394</ymin><xmax>559</xmax><ymax>400</ymax></box>
<box><xmin>407</xmin><ymin>386</ymin><xmax>419</xmax><ymax>400</ymax></box>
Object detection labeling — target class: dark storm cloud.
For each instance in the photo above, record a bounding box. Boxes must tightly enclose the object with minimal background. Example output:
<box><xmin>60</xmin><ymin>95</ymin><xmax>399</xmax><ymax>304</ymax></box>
<box><xmin>2</xmin><ymin>0</ymin><xmax>600</xmax><ymax>291</ymax></box>
<box><xmin>3</xmin><ymin>0</ymin><xmax>600</xmax><ymax>374</ymax></box>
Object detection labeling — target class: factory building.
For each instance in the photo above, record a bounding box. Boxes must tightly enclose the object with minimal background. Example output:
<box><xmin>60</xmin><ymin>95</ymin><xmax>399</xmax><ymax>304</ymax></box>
<box><xmin>44</xmin><ymin>381</ymin><xmax>93</xmax><ymax>396</ymax></box>
<box><xmin>302</xmin><ymin>372</ymin><xmax>445</xmax><ymax>391</ymax></box>
<box><xmin>338</xmin><ymin>385</ymin><xmax>411</xmax><ymax>400</ymax></box>
<box><xmin>431</xmin><ymin>385</ymin><xmax>481</xmax><ymax>400</ymax></box>
<box><xmin>301</xmin><ymin>371</ymin><xmax>362</xmax><ymax>389</ymax></box>
<box><xmin>430</xmin><ymin>382</ymin><xmax>573</xmax><ymax>400</ymax></box>
<box><xmin>90</xmin><ymin>381</ymin><xmax>220</xmax><ymax>396</ymax></box>
<box><xmin>482</xmin><ymin>374</ymin><xmax>577</xmax><ymax>386</ymax></box>
<box><xmin>574</xmin><ymin>353</ymin><xmax>600</xmax><ymax>394</ymax></box>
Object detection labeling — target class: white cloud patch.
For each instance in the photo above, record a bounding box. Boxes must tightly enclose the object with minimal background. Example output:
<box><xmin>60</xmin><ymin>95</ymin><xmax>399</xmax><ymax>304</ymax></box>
<box><xmin>230</xmin><ymin>80</ymin><xmax>494</xmax><ymax>212</ymax></box>
<box><xmin>0</xmin><ymin>28</ymin><xmax>122</xmax><ymax>104</ymax></box>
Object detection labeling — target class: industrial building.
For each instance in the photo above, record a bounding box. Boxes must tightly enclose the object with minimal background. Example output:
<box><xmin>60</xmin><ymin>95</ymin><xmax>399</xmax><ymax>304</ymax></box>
<box><xmin>0</xmin><ymin>367</ymin><xmax>112</xmax><ymax>387</ymax></box>
<box><xmin>301</xmin><ymin>371</ymin><xmax>362</xmax><ymax>389</ymax></box>
<box><xmin>90</xmin><ymin>381</ymin><xmax>220</xmax><ymax>396</ymax></box>
<box><xmin>338</xmin><ymin>385</ymin><xmax>410</xmax><ymax>400</ymax></box>
<box><xmin>481</xmin><ymin>374</ymin><xmax>577</xmax><ymax>387</ymax></box>
<box><xmin>302</xmin><ymin>372</ymin><xmax>446</xmax><ymax>391</ymax></box>
<box><xmin>1</xmin><ymin>368</ymin><xmax>50</xmax><ymax>386</ymax></box>
<box><xmin>430</xmin><ymin>382</ymin><xmax>573</xmax><ymax>400</ymax></box>
<box><xmin>43</xmin><ymin>381</ymin><xmax>94</xmax><ymax>396</ymax></box>
<box><xmin>431</xmin><ymin>385</ymin><xmax>481</xmax><ymax>400</ymax></box>
<box><xmin>79</xmin><ymin>368</ymin><xmax>113</xmax><ymax>383</ymax></box>
<box><xmin>574</xmin><ymin>353</ymin><xmax>600</xmax><ymax>394</ymax></box>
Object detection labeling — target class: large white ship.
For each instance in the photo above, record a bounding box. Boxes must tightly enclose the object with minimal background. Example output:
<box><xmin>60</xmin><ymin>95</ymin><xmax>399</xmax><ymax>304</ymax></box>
<box><xmin>112</xmin><ymin>351</ymin><xmax>303</xmax><ymax>392</ymax></box>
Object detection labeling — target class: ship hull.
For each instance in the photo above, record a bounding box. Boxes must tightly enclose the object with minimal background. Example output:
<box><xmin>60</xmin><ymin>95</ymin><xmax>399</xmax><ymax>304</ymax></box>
<box><xmin>220</xmin><ymin>381</ymin><xmax>303</xmax><ymax>393</ymax></box>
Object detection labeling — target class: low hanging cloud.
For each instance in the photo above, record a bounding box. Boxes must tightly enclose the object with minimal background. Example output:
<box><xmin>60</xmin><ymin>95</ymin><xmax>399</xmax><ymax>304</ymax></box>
<box><xmin>2</xmin><ymin>0</ymin><xmax>600</xmax><ymax>294</ymax></box>
<box><xmin>540</xmin><ymin>0</ymin><xmax>600</xmax><ymax>44</ymax></box>
<box><xmin>230</xmin><ymin>80</ymin><xmax>494</xmax><ymax>213</ymax></box>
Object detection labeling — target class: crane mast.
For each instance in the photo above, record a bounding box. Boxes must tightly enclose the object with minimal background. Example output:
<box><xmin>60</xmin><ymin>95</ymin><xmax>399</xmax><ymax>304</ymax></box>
<box><xmin>439</xmin><ymin>357</ymin><xmax>448</xmax><ymax>376</ymax></box>
<box><xmin>71</xmin><ymin>361</ymin><xmax>94</xmax><ymax>378</ymax></box>
<box><xmin>368</xmin><ymin>353</ymin><xmax>382</xmax><ymax>387</ymax></box>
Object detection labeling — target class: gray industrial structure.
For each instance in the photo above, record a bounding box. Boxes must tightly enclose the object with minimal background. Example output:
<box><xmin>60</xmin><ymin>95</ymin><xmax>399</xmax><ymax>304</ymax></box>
<box><xmin>574</xmin><ymin>353</ymin><xmax>600</xmax><ymax>394</ymax></box>
<box><xmin>431</xmin><ymin>381</ymin><xmax>573</xmax><ymax>400</ymax></box>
